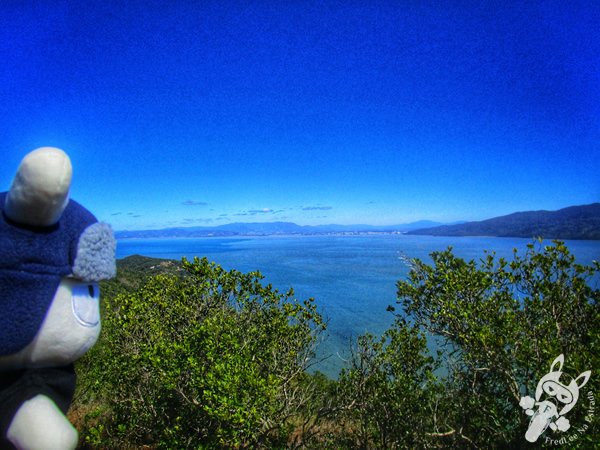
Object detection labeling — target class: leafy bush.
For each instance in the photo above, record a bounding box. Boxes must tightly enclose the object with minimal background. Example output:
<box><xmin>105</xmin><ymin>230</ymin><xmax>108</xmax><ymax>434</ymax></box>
<box><xmin>336</xmin><ymin>321</ymin><xmax>444</xmax><ymax>449</ymax></box>
<box><xmin>75</xmin><ymin>257</ymin><xmax>325</xmax><ymax>448</ymax></box>
<box><xmin>74</xmin><ymin>241</ymin><xmax>599</xmax><ymax>448</ymax></box>
<box><xmin>338</xmin><ymin>240</ymin><xmax>598</xmax><ymax>448</ymax></box>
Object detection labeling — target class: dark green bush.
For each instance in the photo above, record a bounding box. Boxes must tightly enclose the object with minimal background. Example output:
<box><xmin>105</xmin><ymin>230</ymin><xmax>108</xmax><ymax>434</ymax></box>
<box><xmin>76</xmin><ymin>257</ymin><xmax>325</xmax><ymax>448</ymax></box>
<box><xmin>74</xmin><ymin>241</ymin><xmax>599</xmax><ymax>448</ymax></box>
<box><xmin>337</xmin><ymin>240</ymin><xmax>599</xmax><ymax>448</ymax></box>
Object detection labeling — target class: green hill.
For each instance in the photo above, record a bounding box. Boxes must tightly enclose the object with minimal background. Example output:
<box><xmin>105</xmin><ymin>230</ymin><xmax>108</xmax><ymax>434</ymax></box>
<box><xmin>408</xmin><ymin>203</ymin><xmax>600</xmax><ymax>240</ymax></box>
<box><xmin>99</xmin><ymin>254</ymin><xmax>181</xmax><ymax>299</ymax></box>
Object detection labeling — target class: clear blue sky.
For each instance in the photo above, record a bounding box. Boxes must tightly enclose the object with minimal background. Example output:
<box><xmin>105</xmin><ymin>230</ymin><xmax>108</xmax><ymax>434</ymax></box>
<box><xmin>1</xmin><ymin>1</ymin><xmax>598</xmax><ymax>230</ymax></box>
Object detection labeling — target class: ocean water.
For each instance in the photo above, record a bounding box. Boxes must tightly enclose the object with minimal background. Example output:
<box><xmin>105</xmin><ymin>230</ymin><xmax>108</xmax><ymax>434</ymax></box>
<box><xmin>115</xmin><ymin>235</ymin><xmax>600</xmax><ymax>378</ymax></box>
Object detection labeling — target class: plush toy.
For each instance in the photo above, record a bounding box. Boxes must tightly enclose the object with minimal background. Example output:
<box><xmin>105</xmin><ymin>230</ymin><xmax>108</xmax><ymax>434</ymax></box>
<box><xmin>0</xmin><ymin>148</ymin><xmax>116</xmax><ymax>449</ymax></box>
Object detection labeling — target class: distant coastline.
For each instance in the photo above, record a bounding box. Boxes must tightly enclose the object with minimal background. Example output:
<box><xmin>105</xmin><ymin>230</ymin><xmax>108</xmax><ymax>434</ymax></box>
<box><xmin>114</xmin><ymin>220</ymin><xmax>442</xmax><ymax>240</ymax></box>
<box><xmin>115</xmin><ymin>203</ymin><xmax>600</xmax><ymax>241</ymax></box>
<box><xmin>115</xmin><ymin>231</ymin><xmax>411</xmax><ymax>240</ymax></box>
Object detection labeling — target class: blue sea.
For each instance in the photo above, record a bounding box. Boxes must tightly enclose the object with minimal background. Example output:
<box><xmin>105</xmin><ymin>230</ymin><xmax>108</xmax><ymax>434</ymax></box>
<box><xmin>115</xmin><ymin>235</ymin><xmax>600</xmax><ymax>378</ymax></box>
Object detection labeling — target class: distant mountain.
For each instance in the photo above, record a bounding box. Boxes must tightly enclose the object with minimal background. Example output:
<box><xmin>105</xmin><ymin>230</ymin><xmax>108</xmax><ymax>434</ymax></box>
<box><xmin>115</xmin><ymin>220</ymin><xmax>444</xmax><ymax>239</ymax></box>
<box><xmin>407</xmin><ymin>203</ymin><xmax>600</xmax><ymax>240</ymax></box>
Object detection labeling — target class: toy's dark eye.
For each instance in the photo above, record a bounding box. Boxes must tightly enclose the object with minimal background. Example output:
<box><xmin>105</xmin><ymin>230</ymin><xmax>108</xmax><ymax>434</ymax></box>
<box><xmin>88</xmin><ymin>285</ymin><xmax>95</xmax><ymax>297</ymax></box>
<box><xmin>545</xmin><ymin>384</ymin><xmax>556</xmax><ymax>395</ymax></box>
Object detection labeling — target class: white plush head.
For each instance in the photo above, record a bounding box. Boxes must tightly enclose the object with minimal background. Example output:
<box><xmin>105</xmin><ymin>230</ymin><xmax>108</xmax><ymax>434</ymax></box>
<box><xmin>4</xmin><ymin>147</ymin><xmax>72</xmax><ymax>227</ymax></box>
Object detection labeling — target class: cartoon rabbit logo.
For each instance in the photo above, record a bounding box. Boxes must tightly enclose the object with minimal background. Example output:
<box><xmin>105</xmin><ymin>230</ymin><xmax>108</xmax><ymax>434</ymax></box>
<box><xmin>520</xmin><ymin>354</ymin><xmax>591</xmax><ymax>443</ymax></box>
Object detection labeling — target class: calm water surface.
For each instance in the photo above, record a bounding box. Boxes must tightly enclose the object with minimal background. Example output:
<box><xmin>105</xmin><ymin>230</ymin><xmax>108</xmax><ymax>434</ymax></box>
<box><xmin>116</xmin><ymin>235</ymin><xmax>600</xmax><ymax>377</ymax></box>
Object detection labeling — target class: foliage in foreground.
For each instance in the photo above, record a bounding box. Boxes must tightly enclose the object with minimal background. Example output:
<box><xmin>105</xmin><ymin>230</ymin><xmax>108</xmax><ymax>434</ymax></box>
<box><xmin>75</xmin><ymin>257</ymin><xmax>325</xmax><ymax>448</ymax></box>
<box><xmin>73</xmin><ymin>241</ymin><xmax>599</xmax><ymax>448</ymax></box>
<box><xmin>337</xmin><ymin>240</ymin><xmax>599</xmax><ymax>448</ymax></box>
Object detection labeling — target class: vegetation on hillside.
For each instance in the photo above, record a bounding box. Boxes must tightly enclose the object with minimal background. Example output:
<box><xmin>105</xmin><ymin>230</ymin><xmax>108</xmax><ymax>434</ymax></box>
<box><xmin>408</xmin><ymin>203</ymin><xmax>600</xmax><ymax>240</ymax></box>
<box><xmin>72</xmin><ymin>241</ymin><xmax>599</xmax><ymax>448</ymax></box>
<box><xmin>74</xmin><ymin>256</ymin><xmax>325</xmax><ymax>448</ymax></box>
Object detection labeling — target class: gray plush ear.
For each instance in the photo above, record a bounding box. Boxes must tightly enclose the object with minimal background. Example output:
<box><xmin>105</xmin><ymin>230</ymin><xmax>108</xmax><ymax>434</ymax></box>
<box><xmin>72</xmin><ymin>222</ymin><xmax>117</xmax><ymax>281</ymax></box>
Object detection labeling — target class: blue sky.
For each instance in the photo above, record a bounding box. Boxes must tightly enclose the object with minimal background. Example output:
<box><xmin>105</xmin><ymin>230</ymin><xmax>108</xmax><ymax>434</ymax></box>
<box><xmin>1</xmin><ymin>1</ymin><xmax>598</xmax><ymax>230</ymax></box>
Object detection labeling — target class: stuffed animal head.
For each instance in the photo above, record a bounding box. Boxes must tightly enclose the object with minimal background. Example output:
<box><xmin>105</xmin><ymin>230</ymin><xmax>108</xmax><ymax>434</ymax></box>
<box><xmin>4</xmin><ymin>147</ymin><xmax>72</xmax><ymax>227</ymax></box>
<box><xmin>0</xmin><ymin>147</ymin><xmax>116</xmax><ymax>369</ymax></box>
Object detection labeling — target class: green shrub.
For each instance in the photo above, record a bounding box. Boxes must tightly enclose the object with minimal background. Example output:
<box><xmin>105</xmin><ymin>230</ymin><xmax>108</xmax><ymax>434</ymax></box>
<box><xmin>338</xmin><ymin>240</ymin><xmax>599</xmax><ymax>448</ymax></box>
<box><xmin>337</xmin><ymin>322</ymin><xmax>443</xmax><ymax>449</ymax></box>
<box><xmin>75</xmin><ymin>241</ymin><xmax>599</xmax><ymax>448</ymax></box>
<box><xmin>76</xmin><ymin>257</ymin><xmax>325</xmax><ymax>448</ymax></box>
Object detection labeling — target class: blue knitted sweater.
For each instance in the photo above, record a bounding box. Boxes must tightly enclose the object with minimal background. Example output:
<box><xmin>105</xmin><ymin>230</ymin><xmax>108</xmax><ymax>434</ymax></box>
<box><xmin>0</xmin><ymin>192</ymin><xmax>116</xmax><ymax>356</ymax></box>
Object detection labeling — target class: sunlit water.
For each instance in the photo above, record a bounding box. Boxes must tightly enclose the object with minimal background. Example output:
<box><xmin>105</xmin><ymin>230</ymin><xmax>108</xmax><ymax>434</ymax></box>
<box><xmin>116</xmin><ymin>235</ymin><xmax>600</xmax><ymax>378</ymax></box>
